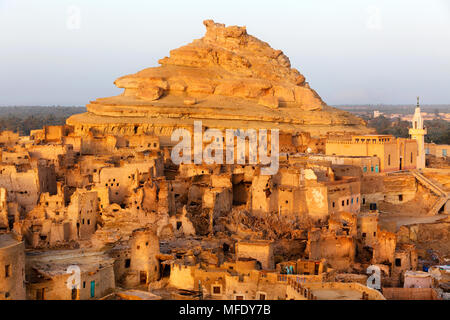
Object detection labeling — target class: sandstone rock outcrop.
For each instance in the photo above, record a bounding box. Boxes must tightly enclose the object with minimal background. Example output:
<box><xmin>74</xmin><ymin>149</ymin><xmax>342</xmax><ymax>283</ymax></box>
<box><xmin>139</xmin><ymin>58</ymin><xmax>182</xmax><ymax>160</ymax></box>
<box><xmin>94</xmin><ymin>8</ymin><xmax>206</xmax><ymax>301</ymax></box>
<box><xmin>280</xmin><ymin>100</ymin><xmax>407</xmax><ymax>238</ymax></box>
<box><xmin>67</xmin><ymin>20</ymin><xmax>371</xmax><ymax>137</ymax></box>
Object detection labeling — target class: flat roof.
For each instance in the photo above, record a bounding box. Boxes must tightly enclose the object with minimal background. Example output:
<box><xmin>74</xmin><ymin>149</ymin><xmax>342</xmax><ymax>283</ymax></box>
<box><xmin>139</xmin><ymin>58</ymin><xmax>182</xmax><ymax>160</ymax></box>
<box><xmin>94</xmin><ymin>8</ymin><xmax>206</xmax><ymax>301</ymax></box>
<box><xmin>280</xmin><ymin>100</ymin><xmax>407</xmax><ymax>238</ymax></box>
<box><xmin>27</xmin><ymin>249</ymin><xmax>114</xmax><ymax>275</ymax></box>
<box><xmin>0</xmin><ymin>233</ymin><xmax>22</xmax><ymax>249</ymax></box>
<box><xmin>405</xmin><ymin>271</ymin><xmax>431</xmax><ymax>278</ymax></box>
<box><xmin>353</xmin><ymin>134</ymin><xmax>393</xmax><ymax>137</ymax></box>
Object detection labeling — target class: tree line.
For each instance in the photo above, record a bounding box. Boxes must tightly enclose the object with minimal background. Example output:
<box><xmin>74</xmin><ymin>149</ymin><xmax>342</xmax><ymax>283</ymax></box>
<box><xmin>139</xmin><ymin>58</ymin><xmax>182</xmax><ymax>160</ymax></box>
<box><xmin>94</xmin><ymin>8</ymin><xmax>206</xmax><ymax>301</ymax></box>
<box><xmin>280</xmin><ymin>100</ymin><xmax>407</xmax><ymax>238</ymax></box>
<box><xmin>366</xmin><ymin>115</ymin><xmax>450</xmax><ymax>145</ymax></box>
<box><xmin>0</xmin><ymin>106</ymin><xmax>85</xmax><ymax>135</ymax></box>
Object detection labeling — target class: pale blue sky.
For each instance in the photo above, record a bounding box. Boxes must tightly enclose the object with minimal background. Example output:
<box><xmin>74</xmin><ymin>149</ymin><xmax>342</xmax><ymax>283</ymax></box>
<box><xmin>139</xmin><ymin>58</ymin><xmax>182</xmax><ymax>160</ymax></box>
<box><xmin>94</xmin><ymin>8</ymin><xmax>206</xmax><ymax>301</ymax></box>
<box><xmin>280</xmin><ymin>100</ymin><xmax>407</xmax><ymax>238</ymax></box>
<box><xmin>0</xmin><ymin>0</ymin><xmax>449</xmax><ymax>106</ymax></box>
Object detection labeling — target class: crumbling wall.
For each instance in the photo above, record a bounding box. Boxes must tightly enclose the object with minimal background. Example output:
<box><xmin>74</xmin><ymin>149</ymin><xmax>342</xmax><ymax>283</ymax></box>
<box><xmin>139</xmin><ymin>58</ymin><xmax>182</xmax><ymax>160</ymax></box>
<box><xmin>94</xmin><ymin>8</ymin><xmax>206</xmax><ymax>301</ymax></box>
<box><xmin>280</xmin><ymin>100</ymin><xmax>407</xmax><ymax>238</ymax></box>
<box><xmin>235</xmin><ymin>241</ymin><xmax>274</xmax><ymax>270</ymax></box>
<box><xmin>127</xmin><ymin>228</ymin><xmax>160</xmax><ymax>286</ymax></box>
<box><xmin>0</xmin><ymin>234</ymin><xmax>25</xmax><ymax>300</ymax></box>
<box><xmin>382</xmin><ymin>287</ymin><xmax>439</xmax><ymax>300</ymax></box>
<box><xmin>27</xmin><ymin>265</ymin><xmax>115</xmax><ymax>300</ymax></box>
<box><xmin>307</xmin><ymin>229</ymin><xmax>355</xmax><ymax>271</ymax></box>
<box><xmin>169</xmin><ymin>264</ymin><xmax>196</xmax><ymax>290</ymax></box>
<box><xmin>372</xmin><ymin>229</ymin><xmax>396</xmax><ymax>265</ymax></box>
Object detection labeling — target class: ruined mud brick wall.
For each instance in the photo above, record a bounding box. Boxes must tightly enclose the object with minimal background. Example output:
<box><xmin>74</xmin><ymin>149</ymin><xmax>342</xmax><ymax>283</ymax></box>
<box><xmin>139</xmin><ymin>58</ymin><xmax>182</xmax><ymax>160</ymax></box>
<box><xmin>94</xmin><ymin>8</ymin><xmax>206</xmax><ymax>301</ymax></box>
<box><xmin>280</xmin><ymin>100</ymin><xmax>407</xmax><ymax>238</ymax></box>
<box><xmin>127</xmin><ymin>228</ymin><xmax>160</xmax><ymax>286</ymax></box>
<box><xmin>391</xmin><ymin>244</ymin><xmax>418</xmax><ymax>283</ymax></box>
<box><xmin>426</xmin><ymin>154</ymin><xmax>450</xmax><ymax>169</ymax></box>
<box><xmin>106</xmin><ymin>245</ymin><xmax>131</xmax><ymax>285</ymax></box>
<box><xmin>26</xmin><ymin>264</ymin><xmax>115</xmax><ymax>300</ymax></box>
<box><xmin>250</xmin><ymin>175</ymin><xmax>277</xmax><ymax>216</ymax></box>
<box><xmin>295</xmin><ymin>260</ymin><xmax>325</xmax><ymax>275</ymax></box>
<box><xmin>203</xmin><ymin>174</ymin><xmax>233</xmax><ymax>220</ymax></box>
<box><xmin>43</xmin><ymin>126</ymin><xmax>65</xmax><ymax>143</ymax></box>
<box><xmin>304</xmin><ymin>282</ymin><xmax>386</xmax><ymax>300</ymax></box>
<box><xmin>272</xmin><ymin>240</ymin><xmax>308</xmax><ymax>263</ymax></box>
<box><xmin>382</xmin><ymin>287</ymin><xmax>439</xmax><ymax>300</ymax></box>
<box><xmin>0</xmin><ymin>131</ymin><xmax>19</xmax><ymax>147</ymax></box>
<box><xmin>357</xmin><ymin>213</ymin><xmax>379</xmax><ymax>247</ymax></box>
<box><xmin>192</xmin><ymin>267</ymin><xmax>230</xmax><ymax>297</ymax></box>
<box><xmin>422</xmin><ymin>169</ymin><xmax>450</xmax><ymax>191</ymax></box>
<box><xmin>0</xmin><ymin>233</ymin><xmax>25</xmax><ymax>300</ymax></box>
<box><xmin>222</xmin><ymin>259</ymin><xmax>260</xmax><ymax>273</ymax></box>
<box><xmin>0</xmin><ymin>150</ymin><xmax>31</xmax><ymax>166</ymax></box>
<box><xmin>27</xmin><ymin>144</ymin><xmax>72</xmax><ymax>164</ymax></box>
<box><xmin>37</xmin><ymin>163</ymin><xmax>57</xmax><ymax>196</ymax></box>
<box><xmin>79</xmin><ymin>135</ymin><xmax>117</xmax><ymax>155</ymax></box>
<box><xmin>66</xmin><ymin>190</ymin><xmax>99</xmax><ymax>240</ymax></box>
<box><xmin>330</xmin><ymin>164</ymin><xmax>364</xmax><ymax>179</ymax></box>
<box><xmin>224</xmin><ymin>272</ymin><xmax>287</xmax><ymax>300</ymax></box>
<box><xmin>360</xmin><ymin>173</ymin><xmax>417</xmax><ymax>207</ymax></box>
<box><xmin>382</xmin><ymin>174</ymin><xmax>417</xmax><ymax>204</ymax></box>
<box><xmin>303</xmin><ymin>182</ymin><xmax>329</xmax><ymax>220</ymax></box>
<box><xmin>372</xmin><ymin>229</ymin><xmax>396</xmax><ymax>265</ymax></box>
<box><xmin>249</xmin><ymin>167</ymin><xmax>341</xmax><ymax>221</ymax></box>
<box><xmin>169</xmin><ymin>264</ymin><xmax>196</xmax><ymax>290</ymax></box>
<box><xmin>397</xmin><ymin>220</ymin><xmax>450</xmax><ymax>254</ymax></box>
<box><xmin>307</xmin><ymin>229</ymin><xmax>355</xmax><ymax>271</ymax></box>
<box><xmin>235</xmin><ymin>241</ymin><xmax>274</xmax><ymax>270</ymax></box>
<box><xmin>141</xmin><ymin>179</ymin><xmax>160</xmax><ymax>213</ymax></box>
<box><xmin>170</xmin><ymin>264</ymin><xmax>228</xmax><ymax>294</ymax></box>
<box><xmin>0</xmin><ymin>188</ymin><xmax>8</xmax><ymax>230</ymax></box>
<box><xmin>0</xmin><ymin>166</ymin><xmax>40</xmax><ymax>211</ymax></box>
<box><xmin>327</xmin><ymin>178</ymin><xmax>360</xmax><ymax>216</ymax></box>
<box><xmin>98</xmin><ymin>163</ymin><xmax>153</xmax><ymax>204</ymax></box>
<box><xmin>168</xmin><ymin>206</ymin><xmax>196</xmax><ymax>237</ymax></box>
<box><xmin>20</xmin><ymin>219</ymin><xmax>74</xmax><ymax>249</ymax></box>
<box><xmin>335</xmin><ymin>273</ymin><xmax>368</xmax><ymax>284</ymax></box>
<box><xmin>404</xmin><ymin>272</ymin><xmax>432</xmax><ymax>288</ymax></box>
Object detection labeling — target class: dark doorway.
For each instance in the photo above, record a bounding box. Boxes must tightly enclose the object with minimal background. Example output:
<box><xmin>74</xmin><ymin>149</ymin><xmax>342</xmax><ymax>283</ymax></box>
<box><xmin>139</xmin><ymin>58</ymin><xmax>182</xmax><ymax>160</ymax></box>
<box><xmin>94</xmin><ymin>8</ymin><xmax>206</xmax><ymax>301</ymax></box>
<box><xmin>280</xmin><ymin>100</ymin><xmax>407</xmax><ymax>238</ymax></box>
<box><xmin>71</xmin><ymin>288</ymin><xmax>78</xmax><ymax>300</ymax></box>
<box><xmin>399</xmin><ymin>157</ymin><xmax>403</xmax><ymax>170</ymax></box>
<box><xmin>140</xmin><ymin>271</ymin><xmax>147</xmax><ymax>284</ymax></box>
<box><xmin>36</xmin><ymin>288</ymin><xmax>45</xmax><ymax>300</ymax></box>
<box><xmin>160</xmin><ymin>263</ymin><xmax>171</xmax><ymax>278</ymax></box>
<box><xmin>314</xmin><ymin>263</ymin><xmax>320</xmax><ymax>275</ymax></box>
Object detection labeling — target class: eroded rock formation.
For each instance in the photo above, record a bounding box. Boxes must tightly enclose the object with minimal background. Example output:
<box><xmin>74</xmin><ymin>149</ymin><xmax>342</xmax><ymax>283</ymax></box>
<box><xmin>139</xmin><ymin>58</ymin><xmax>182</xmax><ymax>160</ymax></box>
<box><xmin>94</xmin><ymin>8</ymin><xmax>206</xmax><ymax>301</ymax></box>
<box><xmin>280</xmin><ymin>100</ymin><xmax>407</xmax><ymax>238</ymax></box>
<box><xmin>67</xmin><ymin>20</ymin><xmax>371</xmax><ymax>137</ymax></box>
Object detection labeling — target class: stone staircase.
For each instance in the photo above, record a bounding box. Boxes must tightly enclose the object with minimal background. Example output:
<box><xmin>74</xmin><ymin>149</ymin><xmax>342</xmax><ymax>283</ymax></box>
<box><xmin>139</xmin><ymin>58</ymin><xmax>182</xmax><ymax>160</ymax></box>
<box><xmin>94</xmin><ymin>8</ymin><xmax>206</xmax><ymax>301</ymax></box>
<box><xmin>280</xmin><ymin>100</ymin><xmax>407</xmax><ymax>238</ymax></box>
<box><xmin>411</xmin><ymin>170</ymin><xmax>449</xmax><ymax>215</ymax></box>
<box><xmin>428</xmin><ymin>196</ymin><xmax>449</xmax><ymax>216</ymax></box>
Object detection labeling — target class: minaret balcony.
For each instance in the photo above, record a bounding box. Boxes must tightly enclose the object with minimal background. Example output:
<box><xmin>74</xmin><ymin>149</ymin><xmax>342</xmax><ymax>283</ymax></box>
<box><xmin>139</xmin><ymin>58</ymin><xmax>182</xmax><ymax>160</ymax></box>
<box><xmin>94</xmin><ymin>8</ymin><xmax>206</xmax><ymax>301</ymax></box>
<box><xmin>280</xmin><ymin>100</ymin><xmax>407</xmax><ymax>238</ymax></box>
<box><xmin>409</xmin><ymin>128</ymin><xmax>427</xmax><ymax>135</ymax></box>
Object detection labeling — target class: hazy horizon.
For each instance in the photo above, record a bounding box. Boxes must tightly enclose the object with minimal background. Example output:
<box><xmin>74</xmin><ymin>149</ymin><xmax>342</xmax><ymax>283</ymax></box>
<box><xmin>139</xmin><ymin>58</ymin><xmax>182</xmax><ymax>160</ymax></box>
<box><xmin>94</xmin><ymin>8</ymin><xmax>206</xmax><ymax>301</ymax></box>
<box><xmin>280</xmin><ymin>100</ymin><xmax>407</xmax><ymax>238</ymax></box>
<box><xmin>1</xmin><ymin>0</ymin><xmax>449</xmax><ymax>106</ymax></box>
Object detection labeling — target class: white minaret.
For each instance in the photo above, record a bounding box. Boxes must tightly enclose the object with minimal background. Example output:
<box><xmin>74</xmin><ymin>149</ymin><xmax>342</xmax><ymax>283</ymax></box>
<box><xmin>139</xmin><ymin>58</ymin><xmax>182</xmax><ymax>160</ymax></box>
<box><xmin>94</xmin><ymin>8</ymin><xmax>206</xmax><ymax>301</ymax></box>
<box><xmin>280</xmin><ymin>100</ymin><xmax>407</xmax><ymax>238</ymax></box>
<box><xmin>409</xmin><ymin>97</ymin><xmax>427</xmax><ymax>169</ymax></box>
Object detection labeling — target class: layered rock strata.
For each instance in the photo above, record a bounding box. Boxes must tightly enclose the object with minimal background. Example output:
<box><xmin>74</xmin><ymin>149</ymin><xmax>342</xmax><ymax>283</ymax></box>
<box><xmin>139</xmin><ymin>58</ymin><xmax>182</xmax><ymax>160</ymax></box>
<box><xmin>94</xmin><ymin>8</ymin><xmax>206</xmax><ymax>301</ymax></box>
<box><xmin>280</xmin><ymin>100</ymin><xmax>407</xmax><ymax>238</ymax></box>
<box><xmin>67</xmin><ymin>20</ymin><xmax>372</xmax><ymax>138</ymax></box>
